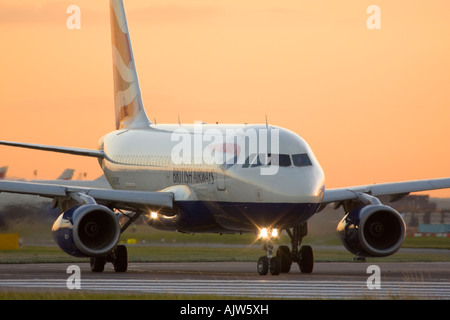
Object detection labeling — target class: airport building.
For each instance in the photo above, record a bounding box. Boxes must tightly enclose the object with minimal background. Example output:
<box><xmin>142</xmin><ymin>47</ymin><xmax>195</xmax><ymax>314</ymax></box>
<box><xmin>378</xmin><ymin>195</ymin><xmax>450</xmax><ymax>236</ymax></box>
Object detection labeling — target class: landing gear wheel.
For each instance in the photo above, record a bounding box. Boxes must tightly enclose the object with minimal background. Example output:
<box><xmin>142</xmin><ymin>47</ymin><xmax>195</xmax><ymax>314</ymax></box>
<box><xmin>283</xmin><ymin>223</ymin><xmax>315</xmax><ymax>274</ymax></box>
<box><xmin>113</xmin><ymin>244</ymin><xmax>128</xmax><ymax>272</ymax></box>
<box><xmin>353</xmin><ymin>256</ymin><xmax>367</xmax><ymax>262</ymax></box>
<box><xmin>269</xmin><ymin>257</ymin><xmax>281</xmax><ymax>275</ymax></box>
<box><xmin>276</xmin><ymin>245</ymin><xmax>292</xmax><ymax>273</ymax></box>
<box><xmin>257</xmin><ymin>256</ymin><xmax>269</xmax><ymax>275</ymax></box>
<box><xmin>298</xmin><ymin>245</ymin><xmax>314</xmax><ymax>274</ymax></box>
<box><xmin>90</xmin><ymin>257</ymin><xmax>106</xmax><ymax>272</ymax></box>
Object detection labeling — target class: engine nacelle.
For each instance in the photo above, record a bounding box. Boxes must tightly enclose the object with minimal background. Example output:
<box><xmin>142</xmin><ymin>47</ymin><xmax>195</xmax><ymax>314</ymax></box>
<box><xmin>337</xmin><ymin>204</ymin><xmax>406</xmax><ymax>257</ymax></box>
<box><xmin>52</xmin><ymin>204</ymin><xmax>120</xmax><ymax>257</ymax></box>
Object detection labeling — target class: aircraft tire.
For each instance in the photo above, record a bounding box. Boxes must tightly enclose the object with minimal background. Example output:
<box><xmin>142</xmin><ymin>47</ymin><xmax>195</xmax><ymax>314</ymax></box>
<box><xmin>257</xmin><ymin>256</ymin><xmax>269</xmax><ymax>275</ymax></box>
<box><xmin>113</xmin><ymin>244</ymin><xmax>128</xmax><ymax>272</ymax></box>
<box><xmin>298</xmin><ymin>245</ymin><xmax>314</xmax><ymax>273</ymax></box>
<box><xmin>276</xmin><ymin>245</ymin><xmax>292</xmax><ymax>273</ymax></box>
<box><xmin>269</xmin><ymin>256</ymin><xmax>281</xmax><ymax>275</ymax></box>
<box><xmin>90</xmin><ymin>256</ymin><xmax>106</xmax><ymax>272</ymax></box>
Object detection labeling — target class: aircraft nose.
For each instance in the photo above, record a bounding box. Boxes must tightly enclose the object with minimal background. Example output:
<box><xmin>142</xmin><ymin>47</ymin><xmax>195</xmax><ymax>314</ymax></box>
<box><xmin>271</xmin><ymin>169</ymin><xmax>324</xmax><ymax>203</ymax></box>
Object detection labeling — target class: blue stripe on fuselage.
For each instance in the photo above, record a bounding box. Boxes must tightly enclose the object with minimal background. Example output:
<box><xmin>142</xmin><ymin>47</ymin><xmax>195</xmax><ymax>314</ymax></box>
<box><xmin>147</xmin><ymin>201</ymin><xmax>320</xmax><ymax>233</ymax></box>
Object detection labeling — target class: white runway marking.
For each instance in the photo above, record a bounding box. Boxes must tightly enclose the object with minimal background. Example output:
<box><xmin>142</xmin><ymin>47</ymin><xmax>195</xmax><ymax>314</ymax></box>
<box><xmin>1</xmin><ymin>279</ymin><xmax>450</xmax><ymax>299</ymax></box>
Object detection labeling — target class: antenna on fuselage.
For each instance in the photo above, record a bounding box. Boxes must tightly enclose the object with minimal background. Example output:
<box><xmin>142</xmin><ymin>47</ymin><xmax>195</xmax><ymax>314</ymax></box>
<box><xmin>265</xmin><ymin>114</ymin><xmax>269</xmax><ymax>128</ymax></box>
<box><xmin>178</xmin><ymin>114</ymin><xmax>181</xmax><ymax>125</ymax></box>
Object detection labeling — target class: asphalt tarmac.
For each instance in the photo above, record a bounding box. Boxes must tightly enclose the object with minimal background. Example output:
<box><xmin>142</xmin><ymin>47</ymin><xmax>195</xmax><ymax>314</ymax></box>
<box><xmin>1</xmin><ymin>261</ymin><xmax>449</xmax><ymax>299</ymax></box>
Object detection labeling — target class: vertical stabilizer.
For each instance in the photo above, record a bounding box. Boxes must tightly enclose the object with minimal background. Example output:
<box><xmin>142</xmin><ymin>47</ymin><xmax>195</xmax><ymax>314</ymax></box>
<box><xmin>56</xmin><ymin>169</ymin><xmax>75</xmax><ymax>180</ymax></box>
<box><xmin>0</xmin><ymin>166</ymin><xmax>8</xmax><ymax>179</ymax></box>
<box><xmin>110</xmin><ymin>0</ymin><xmax>151</xmax><ymax>130</ymax></box>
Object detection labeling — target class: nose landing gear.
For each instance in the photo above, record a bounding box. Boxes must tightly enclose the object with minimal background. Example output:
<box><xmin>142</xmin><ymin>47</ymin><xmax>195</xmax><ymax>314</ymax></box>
<box><xmin>256</xmin><ymin>223</ymin><xmax>314</xmax><ymax>275</ymax></box>
<box><xmin>257</xmin><ymin>231</ymin><xmax>281</xmax><ymax>275</ymax></box>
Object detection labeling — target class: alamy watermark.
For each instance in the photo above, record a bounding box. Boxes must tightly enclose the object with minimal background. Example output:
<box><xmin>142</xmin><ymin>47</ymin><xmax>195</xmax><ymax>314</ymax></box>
<box><xmin>366</xmin><ymin>265</ymin><xmax>381</xmax><ymax>290</ymax></box>
<box><xmin>66</xmin><ymin>265</ymin><xmax>81</xmax><ymax>289</ymax></box>
<box><xmin>66</xmin><ymin>4</ymin><xmax>380</xmax><ymax>31</ymax></box>
<box><xmin>66</xmin><ymin>5</ymin><xmax>81</xmax><ymax>30</ymax></box>
<box><xmin>367</xmin><ymin>5</ymin><xmax>382</xmax><ymax>30</ymax></box>
<box><xmin>170</xmin><ymin>122</ymin><xmax>280</xmax><ymax>176</ymax></box>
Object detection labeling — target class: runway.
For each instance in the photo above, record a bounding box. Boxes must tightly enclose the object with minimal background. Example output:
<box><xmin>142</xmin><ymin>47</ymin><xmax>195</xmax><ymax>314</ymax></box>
<box><xmin>1</xmin><ymin>262</ymin><xmax>450</xmax><ymax>299</ymax></box>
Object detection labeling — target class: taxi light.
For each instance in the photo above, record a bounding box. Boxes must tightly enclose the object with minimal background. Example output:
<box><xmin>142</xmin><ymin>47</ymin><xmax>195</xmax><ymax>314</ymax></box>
<box><xmin>259</xmin><ymin>228</ymin><xmax>278</xmax><ymax>239</ymax></box>
<box><xmin>259</xmin><ymin>228</ymin><xmax>268</xmax><ymax>239</ymax></box>
<box><xmin>150</xmin><ymin>211</ymin><xmax>158</xmax><ymax>219</ymax></box>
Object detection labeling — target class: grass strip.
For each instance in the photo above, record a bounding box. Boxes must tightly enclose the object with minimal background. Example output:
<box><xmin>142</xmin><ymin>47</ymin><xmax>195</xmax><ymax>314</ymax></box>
<box><xmin>0</xmin><ymin>245</ymin><xmax>449</xmax><ymax>264</ymax></box>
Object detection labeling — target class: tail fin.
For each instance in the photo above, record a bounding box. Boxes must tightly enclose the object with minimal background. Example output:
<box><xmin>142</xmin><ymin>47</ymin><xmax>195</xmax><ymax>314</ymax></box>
<box><xmin>0</xmin><ymin>166</ymin><xmax>8</xmax><ymax>179</ymax></box>
<box><xmin>56</xmin><ymin>169</ymin><xmax>75</xmax><ymax>180</ymax></box>
<box><xmin>110</xmin><ymin>0</ymin><xmax>151</xmax><ymax>130</ymax></box>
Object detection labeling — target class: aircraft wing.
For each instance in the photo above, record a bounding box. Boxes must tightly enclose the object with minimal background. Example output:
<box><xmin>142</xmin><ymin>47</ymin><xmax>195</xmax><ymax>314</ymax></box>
<box><xmin>0</xmin><ymin>140</ymin><xmax>104</xmax><ymax>158</ymax></box>
<box><xmin>0</xmin><ymin>180</ymin><xmax>173</xmax><ymax>211</ymax></box>
<box><xmin>322</xmin><ymin>178</ymin><xmax>450</xmax><ymax>204</ymax></box>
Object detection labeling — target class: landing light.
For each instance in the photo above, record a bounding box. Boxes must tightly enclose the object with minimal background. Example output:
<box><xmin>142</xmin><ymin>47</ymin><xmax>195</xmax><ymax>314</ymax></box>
<box><xmin>150</xmin><ymin>211</ymin><xmax>158</xmax><ymax>219</ymax></box>
<box><xmin>259</xmin><ymin>228</ymin><xmax>278</xmax><ymax>239</ymax></box>
<box><xmin>259</xmin><ymin>228</ymin><xmax>268</xmax><ymax>239</ymax></box>
<box><xmin>271</xmin><ymin>229</ymin><xmax>278</xmax><ymax>238</ymax></box>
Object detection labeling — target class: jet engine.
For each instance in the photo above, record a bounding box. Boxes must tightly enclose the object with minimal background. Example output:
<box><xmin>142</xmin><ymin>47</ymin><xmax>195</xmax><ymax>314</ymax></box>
<box><xmin>52</xmin><ymin>204</ymin><xmax>120</xmax><ymax>257</ymax></box>
<box><xmin>337</xmin><ymin>204</ymin><xmax>406</xmax><ymax>257</ymax></box>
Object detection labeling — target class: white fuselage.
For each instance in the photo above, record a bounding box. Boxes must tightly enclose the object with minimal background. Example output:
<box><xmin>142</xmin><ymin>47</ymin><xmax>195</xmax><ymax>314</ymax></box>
<box><xmin>98</xmin><ymin>123</ymin><xmax>325</xmax><ymax>233</ymax></box>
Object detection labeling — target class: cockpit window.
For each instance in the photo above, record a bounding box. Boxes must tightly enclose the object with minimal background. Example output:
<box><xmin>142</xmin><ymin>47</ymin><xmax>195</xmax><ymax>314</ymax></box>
<box><xmin>292</xmin><ymin>153</ymin><xmax>312</xmax><ymax>167</ymax></box>
<box><xmin>242</xmin><ymin>153</ymin><xmax>311</xmax><ymax>168</ymax></box>
<box><xmin>250</xmin><ymin>154</ymin><xmax>263</xmax><ymax>167</ymax></box>
<box><xmin>242</xmin><ymin>154</ymin><xmax>260</xmax><ymax>168</ymax></box>
<box><xmin>268</xmin><ymin>154</ymin><xmax>291</xmax><ymax>167</ymax></box>
<box><xmin>242</xmin><ymin>153</ymin><xmax>292</xmax><ymax>167</ymax></box>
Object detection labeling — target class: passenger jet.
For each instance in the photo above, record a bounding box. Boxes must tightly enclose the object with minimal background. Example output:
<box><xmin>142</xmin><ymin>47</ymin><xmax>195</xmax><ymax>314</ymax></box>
<box><xmin>0</xmin><ymin>0</ymin><xmax>449</xmax><ymax>275</ymax></box>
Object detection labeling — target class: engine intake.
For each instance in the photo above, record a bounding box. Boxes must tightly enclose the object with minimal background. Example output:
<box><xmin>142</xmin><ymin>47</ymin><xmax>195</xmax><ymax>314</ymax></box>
<box><xmin>52</xmin><ymin>204</ymin><xmax>120</xmax><ymax>257</ymax></box>
<box><xmin>337</xmin><ymin>204</ymin><xmax>406</xmax><ymax>257</ymax></box>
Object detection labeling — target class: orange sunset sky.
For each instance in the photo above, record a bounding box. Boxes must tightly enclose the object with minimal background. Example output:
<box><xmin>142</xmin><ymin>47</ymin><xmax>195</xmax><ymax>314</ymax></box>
<box><xmin>1</xmin><ymin>0</ymin><xmax>450</xmax><ymax>197</ymax></box>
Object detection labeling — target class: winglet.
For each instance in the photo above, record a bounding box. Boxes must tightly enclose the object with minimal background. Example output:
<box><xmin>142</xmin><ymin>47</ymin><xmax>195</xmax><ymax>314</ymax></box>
<box><xmin>110</xmin><ymin>0</ymin><xmax>151</xmax><ymax>130</ymax></box>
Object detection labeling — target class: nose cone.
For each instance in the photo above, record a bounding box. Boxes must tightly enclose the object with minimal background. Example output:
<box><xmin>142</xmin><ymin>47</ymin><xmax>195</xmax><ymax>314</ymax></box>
<box><xmin>271</xmin><ymin>167</ymin><xmax>325</xmax><ymax>204</ymax></box>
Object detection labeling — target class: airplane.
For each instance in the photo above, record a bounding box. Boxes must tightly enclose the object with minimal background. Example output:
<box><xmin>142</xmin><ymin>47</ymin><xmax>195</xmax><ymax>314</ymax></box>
<box><xmin>0</xmin><ymin>168</ymin><xmax>84</xmax><ymax>216</ymax></box>
<box><xmin>0</xmin><ymin>169</ymin><xmax>106</xmax><ymax>209</ymax></box>
<box><xmin>0</xmin><ymin>166</ymin><xmax>8</xmax><ymax>179</ymax></box>
<box><xmin>0</xmin><ymin>0</ymin><xmax>450</xmax><ymax>274</ymax></box>
<box><xmin>1</xmin><ymin>168</ymin><xmax>75</xmax><ymax>183</ymax></box>
<box><xmin>56</xmin><ymin>169</ymin><xmax>75</xmax><ymax>181</ymax></box>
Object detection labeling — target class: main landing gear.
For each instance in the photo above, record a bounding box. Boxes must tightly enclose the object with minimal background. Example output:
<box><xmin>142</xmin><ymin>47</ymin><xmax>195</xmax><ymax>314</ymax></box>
<box><xmin>90</xmin><ymin>244</ymin><xmax>128</xmax><ymax>273</ymax></box>
<box><xmin>257</xmin><ymin>223</ymin><xmax>314</xmax><ymax>275</ymax></box>
<box><xmin>89</xmin><ymin>210</ymin><xmax>143</xmax><ymax>272</ymax></box>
